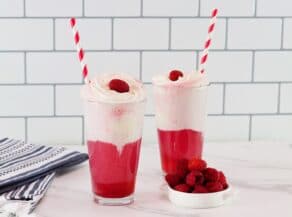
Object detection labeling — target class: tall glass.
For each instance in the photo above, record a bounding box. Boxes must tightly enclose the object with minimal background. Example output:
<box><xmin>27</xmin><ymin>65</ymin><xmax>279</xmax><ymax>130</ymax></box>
<box><xmin>153</xmin><ymin>83</ymin><xmax>208</xmax><ymax>174</ymax></box>
<box><xmin>82</xmin><ymin>90</ymin><xmax>145</xmax><ymax>205</ymax></box>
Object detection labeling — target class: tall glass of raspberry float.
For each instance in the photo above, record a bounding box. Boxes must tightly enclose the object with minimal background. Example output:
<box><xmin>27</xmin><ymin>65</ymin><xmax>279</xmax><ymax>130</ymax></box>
<box><xmin>153</xmin><ymin>8</ymin><xmax>218</xmax><ymax>175</ymax></box>
<box><xmin>81</xmin><ymin>74</ymin><xmax>146</xmax><ymax>205</ymax></box>
<box><xmin>153</xmin><ymin>72</ymin><xmax>208</xmax><ymax>175</ymax></box>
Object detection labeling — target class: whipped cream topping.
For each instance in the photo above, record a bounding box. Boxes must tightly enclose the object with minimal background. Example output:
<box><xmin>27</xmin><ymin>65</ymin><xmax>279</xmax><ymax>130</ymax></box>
<box><xmin>81</xmin><ymin>73</ymin><xmax>145</xmax><ymax>103</ymax></box>
<box><xmin>152</xmin><ymin>71</ymin><xmax>209</xmax><ymax>87</ymax></box>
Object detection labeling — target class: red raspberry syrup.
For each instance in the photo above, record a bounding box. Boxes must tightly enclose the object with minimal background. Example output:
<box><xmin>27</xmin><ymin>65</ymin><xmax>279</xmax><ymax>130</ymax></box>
<box><xmin>157</xmin><ymin>129</ymin><xmax>203</xmax><ymax>174</ymax></box>
<box><xmin>87</xmin><ymin>139</ymin><xmax>141</xmax><ymax>198</ymax></box>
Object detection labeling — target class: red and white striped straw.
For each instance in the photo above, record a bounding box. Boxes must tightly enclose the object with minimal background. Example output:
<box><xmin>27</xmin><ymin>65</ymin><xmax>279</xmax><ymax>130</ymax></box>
<box><xmin>70</xmin><ymin>18</ymin><xmax>89</xmax><ymax>83</ymax></box>
<box><xmin>199</xmin><ymin>8</ymin><xmax>218</xmax><ymax>74</ymax></box>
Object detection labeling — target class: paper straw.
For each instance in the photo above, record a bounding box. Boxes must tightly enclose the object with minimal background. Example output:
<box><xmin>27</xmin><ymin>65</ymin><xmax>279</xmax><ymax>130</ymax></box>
<box><xmin>199</xmin><ymin>9</ymin><xmax>218</xmax><ymax>74</ymax></box>
<box><xmin>70</xmin><ymin>18</ymin><xmax>89</xmax><ymax>83</ymax></box>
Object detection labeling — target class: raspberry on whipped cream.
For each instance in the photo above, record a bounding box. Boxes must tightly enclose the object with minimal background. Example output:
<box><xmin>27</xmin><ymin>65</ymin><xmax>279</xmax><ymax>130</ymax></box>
<box><xmin>109</xmin><ymin>79</ymin><xmax>130</xmax><ymax>93</ymax></box>
<box><xmin>152</xmin><ymin>71</ymin><xmax>209</xmax><ymax>132</ymax></box>
<box><xmin>153</xmin><ymin>71</ymin><xmax>209</xmax><ymax>87</ymax></box>
<box><xmin>169</xmin><ymin>70</ymin><xmax>184</xmax><ymax>81</ymax></box>
<box><xmin>82</xmin><ymin>73</ymin><xmax>145</xmax><ymax>103</ymax></box>
<box><xmin>81</xmin><ymin>73</ymin><xmax>146</xmax><ymax>151</ymax></box>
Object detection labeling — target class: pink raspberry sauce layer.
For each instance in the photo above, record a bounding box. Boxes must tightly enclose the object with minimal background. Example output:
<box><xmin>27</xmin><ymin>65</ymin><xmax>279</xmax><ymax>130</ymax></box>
<box><xmin>157</xmin><ymin>129</ymin><xmax>203</xmax><ymax>174</ymax></box>
<box><xmin>87</xmin><ymin>139</ymin><xmax>141</xmax><ymax>198</ymax></box>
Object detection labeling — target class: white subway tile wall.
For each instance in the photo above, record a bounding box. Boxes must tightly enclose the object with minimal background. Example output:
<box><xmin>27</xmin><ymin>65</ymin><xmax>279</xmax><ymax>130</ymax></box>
<box><xmin>283</xmin><ymin>19</ymin><xmax>292</xmax><ymax>49</ymax></box>
<box><xmin>200</xmin><ymin>0</ymin><xmax>255</xmax><ymax>17</ymax></box>
<box><xmin>114</xmin><ymin>19</ymin><xmax>169</xmax><ymax>49</ymax></box>
<box><xmin>0</xmin><ymin>118</ymin><xmax>25</xmax><ymax>140</ymax></box>
<box><xmin>254</xmin><ymin>52</ymin><xmax>292</xmax><ymax>81</ymax></box>
<box><xmin>0</xmin><ymin>53</ymin><xmax>24</xmax><ymax>83</ymax></box>
<box><xmin>0</xmin><ymin>0</ymin><xmax>24</xmax><ymax>17</ymax></box>
<box><xmin>227</xmin><ymin>19</ymin><xmax>282</xmax><ymax>49</ymax></box>
<box><xmin>55</xmin><ymin>19</ymin><xmax>112</xmax><ymax>50</ymax></box>
<box><xmin>171</xmin><ymin>19</ymin><xmax>226</xmax><ymax>49</ymax></box>
<box><xmin>143</xmin><ymin>0</ymin><xmax>199</xmax><ymax>17</ymax></box>
<box><xmin>26</xmin><ymin>0</ymin><xmax>83</xmax><ymax>17</ymax></box>
<box><xmin>27</xmin><ymin>118</ymin><xmax>83</xmax><ymax>144</ymax></box>
<box><xmin>0</xmin><ymin>19</ymin><xmax>53</xmax><ymax>50</ymax></box>
<box><xmin>0</xmin><ymin>0</ymin><xmax>291</xmax><ymax>145</ymax></box>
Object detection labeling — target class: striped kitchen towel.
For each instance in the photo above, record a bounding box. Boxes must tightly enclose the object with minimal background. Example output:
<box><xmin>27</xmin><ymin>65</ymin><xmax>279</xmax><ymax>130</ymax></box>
<box><xmin>0</xmin><ymin>173</ymin><xmax>55</xmax><ymax>216</ymax></box>
<box><xmin>0</xmin><ymin>138</ymin><xmax>88</xmax><ymax>216</ymax></box>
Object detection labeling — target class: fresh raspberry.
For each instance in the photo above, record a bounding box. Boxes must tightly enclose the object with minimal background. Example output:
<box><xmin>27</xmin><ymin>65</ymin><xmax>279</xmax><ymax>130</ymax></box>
<box><xmin>185</xmin><ymin>170</ymin><xmax>204</xmax><ymax>186</ymax></box>
<box><xmin>174</xmin><ymin>184</ymin><xmax>190</xmax><ymax>193</ymax></box>
<box><xmin>176</xmin><ymin>159</ymin><xmax>189</xmax><ymax>178</ymax></box>
<box><xmin>203</xmin><ymin>168</ymin><xmax>219</xmax><ymax>182</ymax></box>
<box><xmin>185</xmin><ymin>171</ymin><xmax>196</xmax><ymax>186</ymax></box>
<box><xmin>188</xmin><ymin>158</ymin><xmax>207</xmax><ymax>171</ymax></box>
<box><xmin>169</xmin><ymin>70</ymin><xmax>183</xmax><ymax>81</ymax></box>
<box><xmin>193</xmin><ymin>185</ymin><xmax>208</xmax><ymax>193</ymax></box>
<box><xmin>218</xmin><ymin>171</ymin><xmax>228</xmax><ymax>189</ymax></box>
<box><xmin>108</xmin><ymin>79</ymin><xmax>130</xmax><ymax>93</ymax></box>
<box><xmin>193</xmin><ymin>170</ymin><xmax>204</xmax><ymax>185</ymax></box>
<box><xmin>165</xmin><ymin>174</ymin><xmax>181</xmax><ymax>188</ymax></box>
<box><xmin>206</xmin><ymin>182</ymin><xmax>223</xmax><ymax>193</ymax></box>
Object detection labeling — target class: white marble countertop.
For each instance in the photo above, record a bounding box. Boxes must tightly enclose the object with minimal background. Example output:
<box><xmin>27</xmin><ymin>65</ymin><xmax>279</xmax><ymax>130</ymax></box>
<box><xmin>35</xmin><ymin>142</ymin><xmax>292</xmax><ymax>217</ymax></box>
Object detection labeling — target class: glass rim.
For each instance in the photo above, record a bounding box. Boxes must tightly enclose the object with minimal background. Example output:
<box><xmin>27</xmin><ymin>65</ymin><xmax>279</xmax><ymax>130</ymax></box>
<box><xmin>152</xmin><ymin>82</ymin><xmax>210</xmax><ymax>89</ymax></box>
<box><xmin>83</xmin><ymin>97</ymin><xmax>147</xmax><ymax>105</ymax></box>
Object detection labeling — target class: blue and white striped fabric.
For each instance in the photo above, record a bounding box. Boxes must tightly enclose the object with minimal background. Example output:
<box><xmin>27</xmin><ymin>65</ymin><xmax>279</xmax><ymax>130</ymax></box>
<box><xmin>0</xmin><ymin>138</ymin><xmax>88</xmax><ymax>216</ymax></box>
<box><xmin>3</xmin><ymin>172</ymin><xmax>55</xmax><ymax>201</ymax></box>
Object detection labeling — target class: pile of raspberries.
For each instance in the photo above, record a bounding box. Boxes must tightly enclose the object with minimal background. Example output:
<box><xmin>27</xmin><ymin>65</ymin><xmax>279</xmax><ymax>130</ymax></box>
<box><xmin>165</xmin><ymin>158</ymin><xmax>228</xmax><ymax>193</ymax></box>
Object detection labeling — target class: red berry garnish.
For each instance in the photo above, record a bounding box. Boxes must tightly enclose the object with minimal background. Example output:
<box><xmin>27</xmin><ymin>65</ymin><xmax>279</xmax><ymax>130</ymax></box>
<box><xmin>188</xmin><ymin>158</ymin><xmax>207</xmax><ymax>171</ymax></box>
<box><xmin>203</xmin><ymin>168</ymin><xmax>219</xmax><ymax>182</ymax></box>
<box><xmin>108</xmin><ymin>79</ymin><xmax>130</xmax><ymax>93</ymax></box>
<box><xmin>169</xmin><ymin>70</ymin><xmax>183</xmax><ymax>81</ymax></box>
<box><xmin>185</xmin><ymin>170</ymin><xmax>204</xmax><ymax>186</ymax></box>
<box><xmin>193</xmin><ymin>170</ymin><xmax>204</xmax><ymax>185</ymax></box>
<box><xmin>165</xmin><ymin>174</ymin><xmax>181</xmax><ymax>188</ymax></box>
<box><xmin>218</xmin><ymin>171</ymin><xmax>228</xmax><ymax>189</ymax></box>
<box><xmin>185</xmin><ymin>171</ymin><xmax>196</xmax><ymax>186</ymax></box>
<box><xmin>206</xmin><ymin>182</ymin><xmax>223</xmax><ymax>193</ymax></box>
<box><xmin>174</xmin><ymin>184</ymin><xmax>191</xmax><ymax>193</ymax></box>
<box><xmin>193</xmin><ymin>185</ymin><xmax>208</xmax><ymax>193</ymax></box>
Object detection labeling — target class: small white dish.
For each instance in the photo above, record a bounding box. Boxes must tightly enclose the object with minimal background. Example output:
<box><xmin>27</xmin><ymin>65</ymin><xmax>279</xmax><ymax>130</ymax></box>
<box><xmin>168</xmin><ymin>186</ymin><xmax>234</xmax><ymax>209</ymax></box>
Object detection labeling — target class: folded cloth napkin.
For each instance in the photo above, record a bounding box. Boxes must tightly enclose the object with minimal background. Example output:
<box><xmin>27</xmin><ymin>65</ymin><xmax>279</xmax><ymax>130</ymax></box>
<box><xmin>0</xmin><ymin>173</ymin><xmax>55</xmax><ymax>217</ymax></box>
<box><xmin>0</xmin><ymin>138</ymin><xmax>88</xmax><ymax>216</ymax></box>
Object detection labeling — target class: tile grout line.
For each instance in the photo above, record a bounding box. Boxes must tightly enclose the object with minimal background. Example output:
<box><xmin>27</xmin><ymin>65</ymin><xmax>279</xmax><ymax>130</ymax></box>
<box><xmin>53</xmin><ymin>18</ymin><xmax>56</xmax><ymax>51</ymax></box>
<box><xmin>222</xmin><ymin>83</ymin><xmax>226</xmax><ymax>114</ymax></box>
<box><xmin>254</xmin><ymin>0</ymin><xmax>257</xmax><ymax>17</ymax></box>
<box><xmin>225</xmin><ymin>18</ymin><xmax>229</xmax><ymax>49</ymax></box>
<box><xmin>23</xmin><ymin>0</ymin><xmax>26</xmax><ymax>16</ymax></box>
<box><xmin>248</xmin><ymin>115</ymin><xmax>252</xmax><ymax>141</ymax></box>
<box><xmin>251</xmin><ymin>51</ymin><xmax>255</xmax><ymax>82</ymax></box>
<box><xmin>24</xmin><ymin>52</ymin><xmax>27</xmax><ymax>83</ymax></box>
<box><xmin>140</xmin><ymin>0</ymin><xmax>143</xmax><ymax>17</ymax></box>
<box><xmin>25</xmin><ymin>117</ymin><xmax>28</xmax><ymax>142</ymax></box>
<box><xmin>82</xmin><ymin>0</ymin><xmax>85</xmax><ymax>17</ymax></box>
<box><xmin>53</xmin><ymin>85</ymin><xmax>56</xmax><ymax>116</ymax></box>
<box><xmin>197</xmin><ymin>0</ymin><xmax>201</xmax><ymax>17</ymax></box>
<box><xmin>277</xmin><ymin>83</ymin><xmax>281</xmax><ymax>114</ymax></box>
<box><xmin>281</xmin><ymin>17</ymin><xmax>284</xmax><ymax>49</ymax></box>
<box><xmin>111</xmin><ymin>18</ymin><xmax>114</xmax><ymax>50</ymax></box>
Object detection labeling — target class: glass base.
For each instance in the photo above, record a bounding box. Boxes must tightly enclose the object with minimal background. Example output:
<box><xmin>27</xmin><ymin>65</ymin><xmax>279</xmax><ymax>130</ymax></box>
<box><xmin>93</xmin><ymin>194</ymin><xmax>134</xmax><ymax>206</ymax></box>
